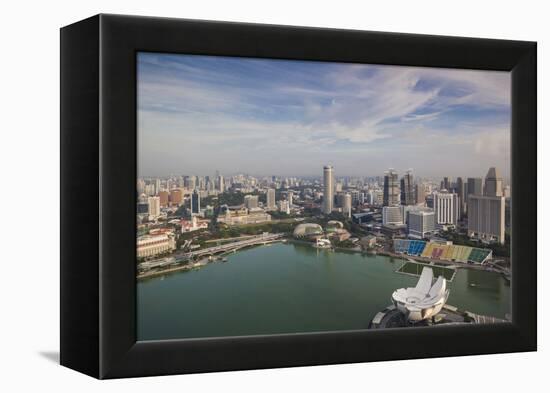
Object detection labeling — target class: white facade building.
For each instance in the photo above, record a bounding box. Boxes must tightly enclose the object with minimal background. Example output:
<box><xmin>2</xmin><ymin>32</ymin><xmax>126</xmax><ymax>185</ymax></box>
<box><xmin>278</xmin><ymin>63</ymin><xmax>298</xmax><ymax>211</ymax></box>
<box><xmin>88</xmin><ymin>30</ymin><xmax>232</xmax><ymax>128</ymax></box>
<box><xmin>467</xmin><ymin>194</ymin><xmax>505</xmax><ymax>244</ymax></box>
<box><xmin>369</xmin><ymin>190</ymin><xmax>384</xmax><ymax>206</ymax></box>
<box><xmin>343</xmin><ymin>193</ymin><xmax>352</xmax><ymax>218</ymax></box>
<box><xmin>244</xmin><ymin>194</ymin><xmax>259</xmax><ymax>209</ymax></box>
<box><xmin>137</xmin><ymin>233</ymin><xmax>176</xmax><ymax>258</ymax></box>
<box><xmin>278</xmin><ymin>200</ymin><xmax>290</xmax><ymax>214</ymax></box>
<box><xmin>407</xmin><ymin>209</ymin><xmax>436</xmax><ymax>239</ymax></box>
<box><xmin>218</xmin><ymin>207</ymin><xmax>272</xmax><ymax>226</ymax></box>
<box><xmin>147</xmin><ymin>196</ymin><xmax>161</xmax><ymax>219</ymax></box>
<box><xmin>266</xmin><ymin>188</ymin><xmax>276</xmax><ymax>210</ymax></box>
<box><xmin>432</xmin><ymin>191</ymin><xmax>459</xmax><ymax>227</ymax></box>
<box><xmin>382</xmin><ymin>206</ymin><xmax>404</xmax><ymax>225</ymax></box>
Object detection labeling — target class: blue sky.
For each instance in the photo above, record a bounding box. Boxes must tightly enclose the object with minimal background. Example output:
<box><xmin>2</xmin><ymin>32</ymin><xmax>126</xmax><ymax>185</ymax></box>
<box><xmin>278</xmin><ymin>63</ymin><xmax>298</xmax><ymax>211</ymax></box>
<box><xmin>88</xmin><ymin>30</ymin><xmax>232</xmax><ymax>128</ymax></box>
<box><xmin>138</xmin><ymin>52</ymin><xmax>510</xmax><ymax>179</ymax></box>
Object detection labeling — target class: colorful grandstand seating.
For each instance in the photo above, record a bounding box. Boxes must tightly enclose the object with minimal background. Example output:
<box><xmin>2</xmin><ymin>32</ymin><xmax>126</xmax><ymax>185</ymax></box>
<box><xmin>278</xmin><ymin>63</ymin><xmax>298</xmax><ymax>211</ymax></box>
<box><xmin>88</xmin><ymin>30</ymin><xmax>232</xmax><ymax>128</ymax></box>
<box><xmin>468</xmin><ymin>248</ymin><xmax>491</xmax><ymax>263</ymax></box>
<box><xmin>407</xmin><ymin>240</ymin><xmax>426</xmax><ymax>256</ymax></box>
<box><xmin>393</xmin><ymin>239</ymin><xmax>491</xmax><ymax>264</ymax></box>
<box><xmin>421</xmin><ymin>242</ymin><xmax>435</xmax><ymax>258</ymax></box>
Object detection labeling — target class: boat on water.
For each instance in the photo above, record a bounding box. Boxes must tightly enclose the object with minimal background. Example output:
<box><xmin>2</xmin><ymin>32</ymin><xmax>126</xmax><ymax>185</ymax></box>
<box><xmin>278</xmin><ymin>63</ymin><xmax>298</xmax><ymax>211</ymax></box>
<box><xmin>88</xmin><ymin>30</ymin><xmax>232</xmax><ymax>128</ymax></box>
<box><xmin>313</xmin><ymin>238</ymin><xmax>332</xmax><ymax>249</ymax></box>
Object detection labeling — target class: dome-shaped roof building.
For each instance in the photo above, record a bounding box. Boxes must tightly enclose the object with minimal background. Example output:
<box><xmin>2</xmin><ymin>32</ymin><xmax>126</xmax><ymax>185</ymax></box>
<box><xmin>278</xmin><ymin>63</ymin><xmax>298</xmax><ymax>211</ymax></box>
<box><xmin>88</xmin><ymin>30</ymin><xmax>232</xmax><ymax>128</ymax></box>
<box><xmin>325</xmin><ymin>220</ymin><xmax>344</xmax><ymax>233</ymax></box>
<box><xmin>293</xmin><ymin>223</ymin><xmax>323</xmax><ymax>239</ymax></box>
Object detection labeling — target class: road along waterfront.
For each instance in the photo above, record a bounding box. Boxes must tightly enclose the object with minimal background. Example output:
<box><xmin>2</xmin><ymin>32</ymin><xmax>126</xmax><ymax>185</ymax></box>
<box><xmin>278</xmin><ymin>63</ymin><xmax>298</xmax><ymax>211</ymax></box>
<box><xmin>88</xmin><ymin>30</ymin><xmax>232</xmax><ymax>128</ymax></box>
<box><xmin>137</xmin><ymin>242</ymin><xmax>510</xmax><ymax>341</ymax></box>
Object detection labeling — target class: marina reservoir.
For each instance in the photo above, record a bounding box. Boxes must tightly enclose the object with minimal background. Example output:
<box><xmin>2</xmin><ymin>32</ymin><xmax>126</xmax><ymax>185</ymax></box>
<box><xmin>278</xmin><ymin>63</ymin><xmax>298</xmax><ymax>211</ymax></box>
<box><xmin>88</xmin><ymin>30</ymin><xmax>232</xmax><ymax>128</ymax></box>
<box><xmin>137</xmin><ymin>242</ymin><xmax>510</xmax><ymax>341</ymax></box>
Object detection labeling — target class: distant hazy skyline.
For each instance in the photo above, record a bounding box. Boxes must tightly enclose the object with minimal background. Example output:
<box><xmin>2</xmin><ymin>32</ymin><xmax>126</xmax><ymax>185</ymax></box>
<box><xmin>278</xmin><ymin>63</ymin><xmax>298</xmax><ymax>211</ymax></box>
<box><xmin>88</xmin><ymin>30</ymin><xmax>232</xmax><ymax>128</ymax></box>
<box><xmin>138</xmin><ymin>52</ymin><xmax>511</xmax><ymax>180</ymax></box>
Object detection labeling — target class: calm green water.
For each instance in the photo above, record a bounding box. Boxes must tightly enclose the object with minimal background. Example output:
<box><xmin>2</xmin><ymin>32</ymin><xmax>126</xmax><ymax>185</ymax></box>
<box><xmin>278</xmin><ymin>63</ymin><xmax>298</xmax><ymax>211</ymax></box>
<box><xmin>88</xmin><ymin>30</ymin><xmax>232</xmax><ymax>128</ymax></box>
<box><xmin>137</xmin><ymin>242</ymin><xmax>510</xmax><ymax>341</ymax></box>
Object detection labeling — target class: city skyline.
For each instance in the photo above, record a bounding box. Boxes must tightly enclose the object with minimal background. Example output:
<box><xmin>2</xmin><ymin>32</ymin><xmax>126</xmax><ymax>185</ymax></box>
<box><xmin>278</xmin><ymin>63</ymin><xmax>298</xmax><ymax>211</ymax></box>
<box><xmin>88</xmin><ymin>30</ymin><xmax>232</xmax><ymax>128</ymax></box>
<box><xmin>138</xmin><ymin>167</ymin><xmax>510</xmax><ymax>185</ymax></box>
<box><xmin>138</xmin><ymin>52</ymin><xmax>511</xmax><ymax>178</ymax></box>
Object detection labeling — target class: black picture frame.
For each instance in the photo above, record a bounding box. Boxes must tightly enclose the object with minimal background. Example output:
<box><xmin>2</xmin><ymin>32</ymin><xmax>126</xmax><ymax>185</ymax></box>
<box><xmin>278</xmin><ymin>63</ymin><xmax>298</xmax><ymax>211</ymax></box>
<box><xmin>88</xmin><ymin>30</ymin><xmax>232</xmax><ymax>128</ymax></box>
<box><xmin>60</xmin><ymin>14</ymin><xmax>537</xmax><ymax>379</ymax></box>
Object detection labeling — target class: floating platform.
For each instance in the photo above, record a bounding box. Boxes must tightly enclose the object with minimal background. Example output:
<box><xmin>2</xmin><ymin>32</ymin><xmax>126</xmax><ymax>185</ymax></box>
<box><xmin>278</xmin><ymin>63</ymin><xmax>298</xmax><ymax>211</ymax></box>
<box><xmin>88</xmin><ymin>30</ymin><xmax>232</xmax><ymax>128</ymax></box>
<box><xmin>396</xmin><ymin>260</ymin><xmax>457</xmax><ymax>282</ymax></box>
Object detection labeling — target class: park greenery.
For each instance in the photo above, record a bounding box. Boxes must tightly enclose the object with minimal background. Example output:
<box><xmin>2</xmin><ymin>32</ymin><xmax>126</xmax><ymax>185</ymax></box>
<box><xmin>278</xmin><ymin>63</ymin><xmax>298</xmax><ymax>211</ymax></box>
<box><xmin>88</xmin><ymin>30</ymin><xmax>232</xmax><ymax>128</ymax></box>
<box><xmin>439</xmin><ymin>230</ymin><xmax>510</xmax><ymax>257</ymax></box>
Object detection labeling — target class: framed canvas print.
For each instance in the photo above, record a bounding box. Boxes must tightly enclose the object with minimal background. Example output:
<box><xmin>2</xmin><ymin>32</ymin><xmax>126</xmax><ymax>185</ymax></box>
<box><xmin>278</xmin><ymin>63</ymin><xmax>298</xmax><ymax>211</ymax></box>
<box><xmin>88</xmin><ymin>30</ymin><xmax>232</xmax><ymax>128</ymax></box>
<box><xmin>60</xmin><ymin>14</ymin><xmax>536</xmax><ymax>379</ymax></box>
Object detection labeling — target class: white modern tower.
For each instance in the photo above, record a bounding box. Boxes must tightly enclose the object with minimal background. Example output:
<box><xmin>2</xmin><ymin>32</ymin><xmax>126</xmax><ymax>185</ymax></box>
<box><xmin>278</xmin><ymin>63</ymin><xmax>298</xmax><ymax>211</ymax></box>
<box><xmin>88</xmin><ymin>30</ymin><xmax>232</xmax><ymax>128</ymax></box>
<box><xmin>323</xmin><ymin>165</ymin><xmax>334</xmax><ymax>214</ymax></box>
<box><xmin>343</xmin><ymin>193</ymin><xmax>352</xmax><ymax>218</ymax></box>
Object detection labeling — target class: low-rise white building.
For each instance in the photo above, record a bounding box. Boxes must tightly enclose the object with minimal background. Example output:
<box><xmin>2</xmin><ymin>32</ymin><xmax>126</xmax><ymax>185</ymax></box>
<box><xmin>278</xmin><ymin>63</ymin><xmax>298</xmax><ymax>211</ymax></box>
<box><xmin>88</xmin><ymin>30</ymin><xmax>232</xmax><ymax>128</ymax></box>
<box><xmin>217</xmin><ymin>207</ymin><xmax>272</xmax><ymax>226</ymax></box>
<box><xmin>137</xmin><ymin>232</ymin><xmax>176</xmax><ymax>258</ymax></box>
<box><xmin>181</xmin><ymin>216</ymin><xmax>209</xmax><ymax>233</ymax></box>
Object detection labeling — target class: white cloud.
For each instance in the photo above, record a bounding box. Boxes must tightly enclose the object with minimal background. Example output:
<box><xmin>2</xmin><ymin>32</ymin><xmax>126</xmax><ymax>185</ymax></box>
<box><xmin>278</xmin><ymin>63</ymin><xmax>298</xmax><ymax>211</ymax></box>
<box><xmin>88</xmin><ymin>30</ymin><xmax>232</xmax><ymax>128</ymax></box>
<box><xmin>137</xmin><ymin>55</ymin><xmax>511</xmax><ymax>178</ymax></box>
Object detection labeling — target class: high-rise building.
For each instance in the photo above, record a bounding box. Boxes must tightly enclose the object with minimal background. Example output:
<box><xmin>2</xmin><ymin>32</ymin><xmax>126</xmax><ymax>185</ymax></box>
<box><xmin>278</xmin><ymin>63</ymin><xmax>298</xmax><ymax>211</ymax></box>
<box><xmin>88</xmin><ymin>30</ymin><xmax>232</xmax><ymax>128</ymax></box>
<box><xmin>415</xmin><ymin>183</ymin><xmax>426</xmax><ymax>205</ymax></box>
<box><xmin>369</xmin><ymin>189</ymin><xmax>384</xmax><ymax>206</ymax></box>
<box><xmin>138</xmin><ymin>193</ymin><xmax>148</xmax><ymax>204</ymax></box>
<box><xmin>400</xmin><ymin>170</ymin><xmax>415</xmax><ymax>205</ymax></box>
<box><xmin>185</xmin><ymin>176</ymin><xmax>196</xmax><ymax>191</ymax></box>
<box><xmin>145</xmin><ymin>184</ymin><xmax>156</xmax><ymax>196</ymax></box>
<box><xmin>323</xmin><ymin>165</ymin><xmax>334</xmax><ymax>214</ymax></box>
<box><xmin>198</xmin><ymin>176</ymin><xmax>205</xmax><ymax>190</ymax></box>
<box><xmin>484</xmin><ymin>167</ymin><xmax>503</xmax><ymax>197</ymax></box>
<box><xmin>350</xmin><ymin>190</ymin><xmax>361</xmax><ymax>206</ymax></box>
<box><xmin>147</xmin><ymin>196</ymin><xmax>160</xmax><ymax>219</ymax></box>
<box><xmin>244</xmin><ymin>194</ymin><xmax>259</xmax><ymax>209</ymax></box>
<box><xmin>137</xmin><ymin>179</ymin><xmax>146</xmax><ymax>195</ymax></box>
<box><xmin>426</xmin><ymin>194</ymin><xmax>434</xmax><ymax>208</ymax></box>
<box><xmin>382</xmin><ymin>206</ymin><xmax>403</xmax><ymax>225</ymax></box>
<box><xmin>158</xmin><ymin>191</ymin><xmax>169</xmax><ymax>207</ymax></box>
<box><xmin>343</xmin><ymin>193</ymin><xmax>352</xmax><ymax>218</ymax></box>
<box><xmin>466</xmin><ymin>177</ymin><xmax>483</xmax><ymax>213</ymax></box>
<box><xmin>432</xmin><ymin>191</ymin><xmax>459</xmax><ymax>227</ymax></box>
<box><xmin>441</xmin><ymin>177</ymin><xmax>451</xmax><ymax>191</ymax></box>
<box><xmin>278</xmin><ymin>200</ymin><xmax>290</xmax><ymax>214</ymax></box>
<box><xmin>407</xmin><ymin>208</ymin><xmax>436</xmax><ymax>239</ymax></box>
<box><xmin>336</xmin><ymin>191</ymin><xmax>345</xmax><ymax>208</ymax></box>
<box><xmin>217</xmin><ymin>175</ymin><xmax>225</xmax><ymax>193</ymax></box>
<box><xmin>288</xmin><ymin>191</ymin><xmax>293</xmax><ymax>206</ymax></box>
<box><xmin>383</xmin><ymin>169</ymin><xmax>399</xmax><ymax>206</ymax></box>
<box><xmin>137</xmin><ymin>202</ymin><xmax>149</xmax><ymax>215</ymax></box>
<box><xmin>456</xmin><ymin>177</ymin><xmax>465</xmax><ymax>217</ymax></box>
<box><xmin>467</xmin><ymin>177</ymin><xmax>483</xmax><ymax>197</ymax></box>
<box><xmin>191</xmin><ymin>190</ymin><xmax>200</xmax><ymax>214</ymax></box>
<box><xmin>468</xmin><ymin>194</ymin><xmax>505</xmax><ymax>244</ymax></box>
<box><xmin>169</xmin><ymin>188</ymin><xmax>183</xmax><ymax>207</ymax></box>
<box><xmin>266</xmin><ymin>188</ymin><xmax>276</xmax><ymax>210</ymax></box>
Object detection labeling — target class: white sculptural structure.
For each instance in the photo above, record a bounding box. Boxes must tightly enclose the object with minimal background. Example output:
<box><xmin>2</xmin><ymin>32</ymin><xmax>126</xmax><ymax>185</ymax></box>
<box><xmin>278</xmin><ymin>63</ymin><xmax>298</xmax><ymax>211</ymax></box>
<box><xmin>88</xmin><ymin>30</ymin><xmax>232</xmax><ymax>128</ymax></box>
<box><xmin>392</xmin><ymin>267</ymin><xmax>449</xmax><ymax>322</ymax></box>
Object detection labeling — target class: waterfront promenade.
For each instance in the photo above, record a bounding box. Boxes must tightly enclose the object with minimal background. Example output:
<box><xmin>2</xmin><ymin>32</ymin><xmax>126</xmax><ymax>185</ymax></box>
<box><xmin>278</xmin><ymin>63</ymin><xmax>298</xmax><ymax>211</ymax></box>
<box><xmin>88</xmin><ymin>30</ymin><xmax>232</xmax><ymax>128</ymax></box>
<box><xmin>138</xmin><ymin>232</ymin><xmax>285</xmax><ymax>277</ymax></box>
